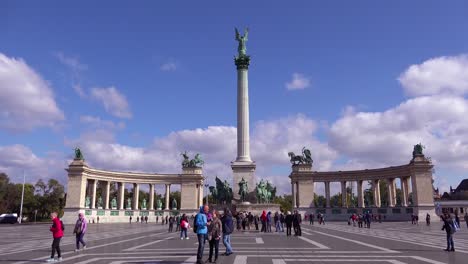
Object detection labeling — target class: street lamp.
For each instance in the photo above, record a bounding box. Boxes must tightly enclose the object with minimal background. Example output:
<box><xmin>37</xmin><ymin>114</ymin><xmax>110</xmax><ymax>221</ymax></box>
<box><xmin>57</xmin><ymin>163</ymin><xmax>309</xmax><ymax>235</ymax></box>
<box><xmin>203</xmin><ymin>176</ymin><xmax>209</xmax><ymax>205</ymax></box>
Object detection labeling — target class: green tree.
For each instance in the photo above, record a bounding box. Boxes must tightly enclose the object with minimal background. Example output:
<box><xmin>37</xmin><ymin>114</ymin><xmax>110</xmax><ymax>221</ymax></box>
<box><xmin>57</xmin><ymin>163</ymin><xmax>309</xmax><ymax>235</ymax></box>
<box><xmin>273</xmin><ymin>195</ymin><xmax>292</xmax><ymax>213</ymax></box>
<box><xmin>330</xmin><ymin>193</ymin><xmax>342</xmax><ymax>207</ymax></box>
<box><xmin>313</xmin><ymin>194</ymin><xmax>326</xmax><ymax>208</ymax></box>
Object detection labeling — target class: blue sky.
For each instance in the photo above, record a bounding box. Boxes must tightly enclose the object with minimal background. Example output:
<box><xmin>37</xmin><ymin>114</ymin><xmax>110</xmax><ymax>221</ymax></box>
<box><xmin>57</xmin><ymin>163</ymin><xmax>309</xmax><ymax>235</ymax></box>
<box><xmin>1</xmin><ymin>1</ymin><xmax>468</xmax><ymax>194</ymax></box>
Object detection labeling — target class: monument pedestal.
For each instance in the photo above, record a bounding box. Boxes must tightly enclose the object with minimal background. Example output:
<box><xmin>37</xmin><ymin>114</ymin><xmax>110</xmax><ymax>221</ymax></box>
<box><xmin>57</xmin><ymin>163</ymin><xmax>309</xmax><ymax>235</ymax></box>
<box><xmin>231</xmin><ymin>161</ymin><xmax>256</xmax><ymax>203</ymax></box>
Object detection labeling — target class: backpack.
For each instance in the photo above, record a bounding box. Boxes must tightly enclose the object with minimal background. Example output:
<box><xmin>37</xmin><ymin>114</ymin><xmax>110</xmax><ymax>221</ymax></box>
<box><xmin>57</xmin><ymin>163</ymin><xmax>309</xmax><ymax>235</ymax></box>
<box><xmin>451</xmin><ymin>219</ymin><xmax>460</xmax><ymax>233</ymax></box>
<box><xmin>60</xmin><ymin>220</ymin><xmax>65</xmax><ymax>231</ymax></box>
<box><xmin>193</xmin><ymin>214</ymin><xmax>198</xmax><ymax>233</ymax></box>
<box><xmin>74</xmin><ymin>219</ymin><xmax>82</xmax><ymax>234</ymax></box>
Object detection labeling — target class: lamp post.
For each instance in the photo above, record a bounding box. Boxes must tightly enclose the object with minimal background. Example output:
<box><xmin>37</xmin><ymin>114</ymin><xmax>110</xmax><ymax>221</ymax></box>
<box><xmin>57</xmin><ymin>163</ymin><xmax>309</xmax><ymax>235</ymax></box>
<box><xmin>203</xmin><ymin>176</ymin><xmax>209</xmax><ymax>205</ymax></box>
<box><xmin>19</xmin><ymin>170</ymin><xmax>25</xmax><ymax>224</ymax></box>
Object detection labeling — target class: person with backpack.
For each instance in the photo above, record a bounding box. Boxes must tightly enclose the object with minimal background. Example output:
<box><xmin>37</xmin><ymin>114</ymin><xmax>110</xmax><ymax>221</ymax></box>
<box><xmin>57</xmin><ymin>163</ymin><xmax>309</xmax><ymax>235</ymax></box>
<box><xmin>73</xmin><ymin>213</ymin><xmax>87</xmax><ymax>252</ymax></box>
<box><xmin>441</xmin><ymin>214</ymin><xmax>456</xmax><ymax>252</ymax></box>
<box><xmin>221</xmin><ymin>209</ymin><xmax>234</xmax><ymax>256</ymax></box>
<box><xmin>180</xmin><ymin>214</ymin><xmax>189</xmax><ymax>240</ymax></box>
<box><xmin>195</xmin><ymin>205</ymin><xmax>209</xmax><ymax>264</ymax></box>
<box><xmin>46</xmin><ymin>212</ymin><xmax>64</xmax><ymax>262</ymax></box>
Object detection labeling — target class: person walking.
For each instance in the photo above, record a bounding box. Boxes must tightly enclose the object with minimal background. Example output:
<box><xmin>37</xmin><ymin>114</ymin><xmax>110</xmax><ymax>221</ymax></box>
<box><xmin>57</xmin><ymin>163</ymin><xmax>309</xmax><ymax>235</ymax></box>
<box><xmin>260</xmin><ymin>211</ymin><xmax>267</xmax><ymax>232</ymax></box>
<box><xmin>180</xmin><ymin>214</ymin><xmax>189</xmax><ymax>240</ymax></box>
<box><xmin>266</xmin><ymin>211</ymin><xmax>272</xmax><ymax>232</ymax></box>
<box><xmin>464</xmin><ymin>213</ymin><xmax>468</xmax><ymax>228</ymax></box>
<box><xmin>254</xmin><ymin>214</ymin><xmax>259</xmax><ymax>231</ymax></box>
<box><xmin>176</xmin><ymin>216</ymin><xmax>180</xmax><ymax>231</ymax></box>
<box><xmin>285</xmin><ymin>211</ymin><xmax>293</xmax><ymax>236</ymax></box>
<box><xmin>280</xmin><ymin>213</ymin><xmax>285</xmax><ymax>232</ymax></box>
<box><xmin>207</xmin><ymin>210</ymin><xmax>222</xmax><ymax>263</ymax></box>
<box><xmin>426</xmin><ymin>213</ymin><xmax>431</xmax><ymax>226</ymax></box>
<box><xmin>222</xmin><ymin>209</ymin><xmax>234</xmax><ymax>256</ymax></box>
<box><xmin>73</xmin><ymin>213</ymin><xmax>87</xmax><ymax>252</ymax></box>
<box><xmin>129</xmin><ymin>216</ymin><xmax>132</xmax><ymax>223</ymax></box>
<box><xmin>168</xmin><ymin>216</ymin><xmax>174</xmax><ymax>232</ymax></box>
<box><xmin>309</xmin><ymin>213</ymin><xmax>314</xmax><ymax>225</ymax></box>
<box><xmin>442</xmin><ymin>214</ymin><xmax>455</xmax><ymax>252</ymax></box>
<box><xmin>145</xmin><ymin>216</ymin><xmax>148</xmax><ymax>223</ymax></box>
<box><xmin>46</xmin><ymin>212</ymin><xmax>64</xmax><ymax>262</ymax></box>
<box><xmin>195</xmin><ymin>205</ymin><xmax>209</xmax><ymax>264</ymax></box>
<box><xmin>274</xmin><ymin>212</ymin><xmax>281</xmax><ymax>232</ymax></box>
<box><xmin>293</xmin><ymin>210</ymin><xmax>302</xmax><ymax>236</ymax></box>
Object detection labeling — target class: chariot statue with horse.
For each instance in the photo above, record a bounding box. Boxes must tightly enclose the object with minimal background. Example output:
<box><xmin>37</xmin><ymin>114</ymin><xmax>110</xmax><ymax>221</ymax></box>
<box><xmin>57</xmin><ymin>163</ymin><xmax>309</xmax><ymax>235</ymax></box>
<box><xmin>288</xmin><ymin>146</ymin><xmax>313</xmax><ymax>165</ymax></box>
<box><xmin>74</xmin><ymin>147</ymin><xmax>84</xmax><ymax>160</ymax></box>
<box><xmin>181</xmin><ymin>151</ymin><xmax>204</xmax><ymax>168</ymax></box>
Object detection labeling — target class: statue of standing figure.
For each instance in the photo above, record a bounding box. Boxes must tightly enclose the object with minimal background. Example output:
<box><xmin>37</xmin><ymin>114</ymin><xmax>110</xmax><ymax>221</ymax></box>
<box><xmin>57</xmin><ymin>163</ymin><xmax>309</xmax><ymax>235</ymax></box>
<box><xmin>97</xmin><ymin>196</ymin><xmax>103</xmax><ymax>208</ymax></box>
<box><xmin>141</xmin><ymin>198</ymin><xmax>147</xmax><ymax>209</ymax></box>
<box><xmin>111</xmin><ymin>197</ymin><xmax>117</xmax><ymax>209</ymax></box>
<box><xmin>171</xmin><ymin>198</ymin><xmax>178</xmax><ymax>210</ymax></box>
<box><xmin>84</xmin><ymin>196</ymin><xmax>91</xmax><ymax>208</ymax></box>
<box><xmin>126</xmin><ymin>198</ymin><xmax>132</xmax><ymax>209</ymax></box>
<box><xmin>238</xmin><ymin>177</ymin><xmax>249</xmax><ymax>202</ymax></box>
<box><xmin>156</xmin><ymin>199</ymin><xmax>162</xmax><ymax>210</ymax></box>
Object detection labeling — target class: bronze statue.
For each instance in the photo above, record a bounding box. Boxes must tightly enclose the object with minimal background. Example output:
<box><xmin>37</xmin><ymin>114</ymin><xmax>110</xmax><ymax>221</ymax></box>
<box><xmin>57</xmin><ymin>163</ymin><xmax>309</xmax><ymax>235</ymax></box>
<box><xmin>288</xmin><ymin>147</ymin><xmax>313</xmax><ymax>165</ymax></box>
<box><xmin>238</xmin><ymin>177</ymin><xmax>249</xmax><ymax>202</ymax></box>
<box><xmin>235</xmin><ymin>27</ymin><xmax>249</xmax><ymax>57</ymax></box>
<box><xmin>181</xmin><ymin>151</ymin><xmax>204</xmax><ymax>168</ymax></box>
<box><xmin>413</xmin><ymin>143</ymin><xmax>424</xmax><ymax>157</ymax></box>
<box><xmin>74</xmin><ymin>147</ymin><xmax>84</xmax><ymax>160</ymax></box>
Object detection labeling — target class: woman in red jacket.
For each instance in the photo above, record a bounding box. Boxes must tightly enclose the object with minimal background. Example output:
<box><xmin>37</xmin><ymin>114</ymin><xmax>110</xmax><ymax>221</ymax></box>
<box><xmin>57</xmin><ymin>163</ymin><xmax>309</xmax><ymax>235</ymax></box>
<box><xmin>46</xmin><ymin>212</ymin><xmax>63</xmax><ymax>262</ymax></box>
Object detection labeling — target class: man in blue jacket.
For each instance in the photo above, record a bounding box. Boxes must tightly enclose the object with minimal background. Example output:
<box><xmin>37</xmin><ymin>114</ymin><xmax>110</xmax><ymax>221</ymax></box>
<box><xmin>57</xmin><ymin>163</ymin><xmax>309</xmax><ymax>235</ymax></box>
<box><xmin>195</xmin><ymin>205</ymin><xmax>209</xmax><ymax>264</ymax></box>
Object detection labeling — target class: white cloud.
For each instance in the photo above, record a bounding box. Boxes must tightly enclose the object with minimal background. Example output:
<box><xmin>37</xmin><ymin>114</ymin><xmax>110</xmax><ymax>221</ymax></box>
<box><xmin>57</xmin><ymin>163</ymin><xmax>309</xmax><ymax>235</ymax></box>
<box><xmin>90</xmin><ymin>86</ymin><xmax>132</xmax><ymax>119</ymax></box>
<box><xmin>65</xmin><ymin>114</ymin><xmax>337</xmax><ymax>195</ymax></box>
<box><xmin>73</xmin><ymin>84</ymin><xmax>86</xmax><ymax>98</ymax></box>
<box><xmin>0</xmin><ymin>53</ymin><xmax>65</xmax><ymax>132</ymax></box>
<box><xmin>160</xmin><ymin>62</ymin><xmax>177</xmax><ymax>72</ymax></box>
<box><xmin>0</xmin><ymin>144</ymin><xmax>67</xmax><ymax>184</ymax></box>
<box><xmin>399</xmin><ymin>54</ymin><xmax>468</xmax><ymax>97</ymax></box>
<box><xmin>285</xmin><ymin>73</ymin><xmax>310</xmax><ymax>90</ymax></box>
<box><xmin>80</xmin><ymin>115</ymin><xmax>125</xmax><ymax>130</ymax></box>
<box><xmin>54</xmin><ymin>51</ymin><xmax>87</xmax><ymax>72</ymax></box>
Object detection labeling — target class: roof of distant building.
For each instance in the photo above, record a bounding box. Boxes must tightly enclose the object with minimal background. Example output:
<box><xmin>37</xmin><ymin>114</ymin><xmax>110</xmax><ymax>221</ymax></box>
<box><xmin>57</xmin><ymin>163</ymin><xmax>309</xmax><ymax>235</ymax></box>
<box><xmin>455</xmin><ymin>179</ymin><xmax>468</xmax><ymax>193</ymax></box>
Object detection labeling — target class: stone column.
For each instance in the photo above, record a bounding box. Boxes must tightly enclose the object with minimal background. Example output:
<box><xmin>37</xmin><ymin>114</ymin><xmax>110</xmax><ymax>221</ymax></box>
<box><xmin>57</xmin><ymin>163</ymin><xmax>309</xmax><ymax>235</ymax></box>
<box><xmin>401</xmin><ymin>177</ymin><xmax>409</xmax><ymax>207</ymax></box>
<box><xmin>341</xmin><ymin>181</ymin><xmax>347</xmax><ymax>208</ymax></box>
<box><xmin>357</xmin><ymin>180</ymin><xmax>364</xmax><ymax>208</ymax></box>
<box><xmin>165</xmin><ymin>184</ymin><xmax>170</xmax><ymax>210</ymax></box>
<box><xmin>149</xmin><ymin>184</ymin><xmax>155</xmax><ymax>210</ymax></box>
<box><xmin>292</xmin><ymin>182</ymin><xmax>296</xmax><ymax>208</ymax></box>
<box><xmin>91</xmin><ymin>179</ymin><xmax>97</xmax><ymax>209</ymax></box>
<box><xmin>199</xmin><ymin>184</ymin><xmax>204</xmax><ymax>206</ymax></box>
<box><xmin>133</xmin><ymin>183</ymin><xmax>139</xmax><ymax>210</ymax></box>
<box><xmin>118</xmin><ymin>182</ymin><xmax>125</xmax><ymax>210</ymax></box>
<box><xmin>325</xmin><ymin>181</ymin><xmax>331</xmax><ymax>208</ymax></box>
<box><xmin>387</xmin><ymin>178</ymin><xmax>396</xmax><ymax>207</ymax></box>
<box><xmin>373</xmin><ymin>179</ymin><xmax>381</xmax><ymax>207</ymax></box>
<box><xmin>298</xmin><ymin>180</ymin><xmax>314</xmax><ymax>208</ymax></box>
<box><xmin>104</xmin><ymin>181</ymin><xmax>110</xmax><ymax>210</ymax></box>
<box><xmin>235</xmin><ymin>55</ymin><xmax>252</xmax><ymax>163</ymax></box>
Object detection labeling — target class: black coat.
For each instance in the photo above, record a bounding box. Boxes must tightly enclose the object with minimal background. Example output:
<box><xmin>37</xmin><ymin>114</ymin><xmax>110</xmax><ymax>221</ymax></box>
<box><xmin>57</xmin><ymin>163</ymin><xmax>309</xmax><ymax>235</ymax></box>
<box><xmin>285</xmin><ymin>214</ymin><xmax>293</xmax><ymax>226</ymax></box>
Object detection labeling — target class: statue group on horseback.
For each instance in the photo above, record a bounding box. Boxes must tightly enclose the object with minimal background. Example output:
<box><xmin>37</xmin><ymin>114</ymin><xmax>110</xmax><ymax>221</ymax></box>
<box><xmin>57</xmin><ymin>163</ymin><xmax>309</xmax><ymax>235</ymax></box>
<box><xmin>209</xmin><ymin>176</ymin><xmax>233</xmax><ymax>204</ymax></box>
<box><xmin>412</xmin><ymin>143</ymin><xmax>424</xmax><ymax>158</ymax></box>
<box><xmin>181</xmin><ymin>151</ymin><xmax>204</xmax><ymax>168</ymax></box>
<box><xmin>255</xmin><ymin>179</ymin><xmax>276</xmax><ymax>204</ymax></box>
<box><xmin>288</xmin><ymin>146</ymin><xmax>313</xmax><ymax>165</ymax></box>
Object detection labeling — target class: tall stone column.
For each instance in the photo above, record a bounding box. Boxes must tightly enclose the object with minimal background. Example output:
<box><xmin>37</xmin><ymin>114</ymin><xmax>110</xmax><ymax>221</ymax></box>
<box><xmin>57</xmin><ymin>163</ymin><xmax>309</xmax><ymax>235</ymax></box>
<box><xmin>373</xmin><ymin>179</ymin><xmax>381</xmax><ymax>207</ymax></box>
<box><xmin>341</xmin><ymin>181</ymin><xmax>347</xmax><ymax>208</ymax></box>
<box><xmin>387</xmin><ymin>178</ymin><xmax>396</xmax><ymax>207</ymax></box>
<box><xmin>133</xmin><ymin>183</ymin><xmax>139</xmax><ymax>210</ymax></box>
<box><xmin>91</xmin><ymin>179</ymin><xmax>97</xmax><ymax>209</ymax></box>
<box><xmin>165</xmin><ymin>184</ymin><xmax>170</xmax><ymax>210</ymax></box>
<box><xmin>357</xmin><ymin>180</ymin><xmax>364</xmax><ymax>208</ymax></box>
<box><xmin>118</xmin><ymin>182</ymin><xmax>125</xmax><ymax>210</ymax></box>
<box><xmin>292</xmin><ymin>182</ymin><xmax>296</xmax><ymax>208</ymax></box>
<box><xmin>149</xmin><ymin>184</ymin><xmax>154</xmax><ymax>210</ymax></box>
<box><xmin>231</xmin><ymin>36</ymin><xmax>256</xmax><ymax>202</ymax></box>
<box><xmin>199</xmin><ymin>183</ymin><xmax>204</xmax><ymax>207</ymax></box>
<box><xmin>401</xmin><ymin>177</ymin><xmax>409</xmax><ymax>207</ymax></box>
<box><xmin>104</xmin><ymin>181</ymin><xmax>110</xmax><ymax>209</ymax></box>
<box><xmin>325</xmin><ymin>181</ymin><xmax>331</xmax><ymax>208</ymax></box>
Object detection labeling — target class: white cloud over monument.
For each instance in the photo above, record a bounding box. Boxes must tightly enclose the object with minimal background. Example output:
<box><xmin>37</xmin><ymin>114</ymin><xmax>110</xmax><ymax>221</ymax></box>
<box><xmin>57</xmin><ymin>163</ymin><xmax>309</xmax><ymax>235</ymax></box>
<box><xmin>0</xmin><ymin>53</ymin><xmax>65</xmax><ymax>132</ymax></box>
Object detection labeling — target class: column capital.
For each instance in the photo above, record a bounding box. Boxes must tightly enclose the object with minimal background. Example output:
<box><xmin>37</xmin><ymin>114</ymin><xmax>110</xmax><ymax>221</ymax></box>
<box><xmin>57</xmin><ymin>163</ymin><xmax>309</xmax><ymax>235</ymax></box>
<box><xmin>234</xmin><ymin>55</ymin><xmax>250</xmax><ymax>70</ymax></box>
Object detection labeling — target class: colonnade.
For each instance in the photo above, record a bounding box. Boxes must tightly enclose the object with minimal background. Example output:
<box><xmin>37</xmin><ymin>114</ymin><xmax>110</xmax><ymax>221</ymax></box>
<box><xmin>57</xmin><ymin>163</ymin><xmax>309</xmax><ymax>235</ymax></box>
<box><xmin>289</xmin><ymin>154</ymin><xmax>434</xmax><ymax>214</ymax></box>
<box><xmin>85</xmin><ymin>180</ymin><xmax>205</xmax><ymax>210</ymax></box>
<box><xmin>291</xmin><ymin>177</ymin><xmax>411</xmax><ymax>208</ymax></box>
<box><xmin>64</xmin><ymin>159</ymin><xmax>204</xmax><ymax>216</ymax></box>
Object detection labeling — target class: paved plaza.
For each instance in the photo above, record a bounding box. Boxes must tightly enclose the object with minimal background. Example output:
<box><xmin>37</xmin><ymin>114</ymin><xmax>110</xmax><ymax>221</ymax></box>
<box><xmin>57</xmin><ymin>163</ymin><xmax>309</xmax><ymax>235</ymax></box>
<box><xmin>0</xmin><ymin>221</ymin><xmax>467</xmax><ymax>264</ymax></box>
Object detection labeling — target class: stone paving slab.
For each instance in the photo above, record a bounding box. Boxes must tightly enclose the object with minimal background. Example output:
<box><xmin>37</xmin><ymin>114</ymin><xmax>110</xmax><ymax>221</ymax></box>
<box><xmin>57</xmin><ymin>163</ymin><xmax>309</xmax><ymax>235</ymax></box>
<box><xmin>0</xmin><ymin>221</ymin><xmax>467</xmax><ymax>263</ymax></box>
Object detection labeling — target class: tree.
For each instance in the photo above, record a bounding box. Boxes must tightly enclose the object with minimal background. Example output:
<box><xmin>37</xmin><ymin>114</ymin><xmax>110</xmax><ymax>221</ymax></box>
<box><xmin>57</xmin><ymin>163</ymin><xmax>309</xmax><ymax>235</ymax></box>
<box><xmin>273</xmin><ymin>195</ymin><xmax>292</xmax><ymax>213</ymax></box>
<box><xmin>330</xmin><ymin>193</ymin><xmax>342</xmax><ymax>207</ymax></box>
<box><xmin>313</xmin><ymin>194</ymin><xmax>326</xmax><ymax>208</ymax></box>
